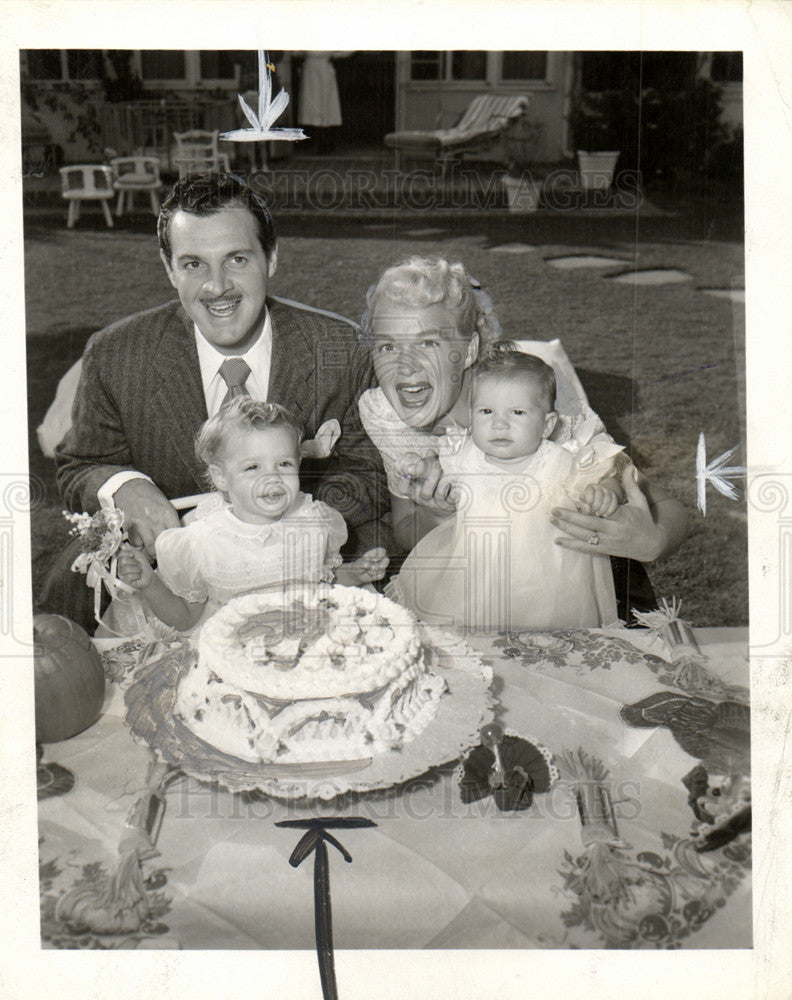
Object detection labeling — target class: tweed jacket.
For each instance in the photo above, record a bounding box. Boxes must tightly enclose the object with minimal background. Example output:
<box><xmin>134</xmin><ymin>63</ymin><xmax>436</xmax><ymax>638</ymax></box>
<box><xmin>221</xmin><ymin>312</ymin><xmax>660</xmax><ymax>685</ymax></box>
<box><xmin>55</xmin><ymin>297</ymin><xmax>387</xmax><ymax>534</ymax></box>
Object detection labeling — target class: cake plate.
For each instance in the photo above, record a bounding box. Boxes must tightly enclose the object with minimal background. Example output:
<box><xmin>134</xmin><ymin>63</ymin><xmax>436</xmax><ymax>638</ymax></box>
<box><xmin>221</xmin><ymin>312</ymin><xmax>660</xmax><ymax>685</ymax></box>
<box><xmin>124</xmin><ymin>627</ymin><xmax>493</xmax><ymax>800</ymax></box>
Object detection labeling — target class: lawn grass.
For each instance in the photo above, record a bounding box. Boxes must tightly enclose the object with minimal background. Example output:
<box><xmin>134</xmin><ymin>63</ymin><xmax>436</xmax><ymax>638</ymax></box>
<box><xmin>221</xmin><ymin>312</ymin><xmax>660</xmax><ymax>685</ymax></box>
<box><xmin>24</xmin><ymin>218</ymin><xmax>746</xmax><ymax>626</ymax></box>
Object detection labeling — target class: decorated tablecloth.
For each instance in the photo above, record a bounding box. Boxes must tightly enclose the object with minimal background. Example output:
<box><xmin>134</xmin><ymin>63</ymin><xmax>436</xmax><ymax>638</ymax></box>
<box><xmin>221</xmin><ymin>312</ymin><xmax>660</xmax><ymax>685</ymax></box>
<box><xmin>37</xmin><ymin>625</ymin><xmax>751</xmax><ymax>951</ymax></box>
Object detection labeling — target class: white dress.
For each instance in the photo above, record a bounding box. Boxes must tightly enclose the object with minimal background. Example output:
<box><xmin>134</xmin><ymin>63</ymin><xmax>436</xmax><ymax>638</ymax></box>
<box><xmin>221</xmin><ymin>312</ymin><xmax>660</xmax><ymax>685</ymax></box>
<box><xmin>358</xmin><ymin>385</ymin><xmax>608</xmax><ymax>499</ymax></box>
<box><xmin>100</xmin><ymin>493</ymin><xmax>346</xmax><ymax>639</ymax></box>
<box><xmin>389</xmin><ymin>435</ymin><xmax>621</xmax><ymax>633</ymax></box>
<box><xmin>299</xmin><ymin>53</ymin><xmax>343</xmax><ymax>127</ymax></box>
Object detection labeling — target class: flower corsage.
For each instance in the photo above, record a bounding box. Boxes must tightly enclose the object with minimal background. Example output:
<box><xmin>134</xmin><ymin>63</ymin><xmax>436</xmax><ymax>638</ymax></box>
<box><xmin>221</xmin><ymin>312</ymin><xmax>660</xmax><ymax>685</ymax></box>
<box><xmin>64</xmin><ymin>508</ymin><xmax>134</xmax><ymax>622</ymax></box>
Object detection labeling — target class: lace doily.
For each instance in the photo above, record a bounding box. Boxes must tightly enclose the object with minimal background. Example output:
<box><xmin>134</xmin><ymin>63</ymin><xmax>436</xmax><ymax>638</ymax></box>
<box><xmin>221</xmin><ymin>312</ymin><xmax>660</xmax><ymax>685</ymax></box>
<box><xmin>124</xmin><ymin>625</ymin><xmax>493</xmax><ymax>800</ymax></box>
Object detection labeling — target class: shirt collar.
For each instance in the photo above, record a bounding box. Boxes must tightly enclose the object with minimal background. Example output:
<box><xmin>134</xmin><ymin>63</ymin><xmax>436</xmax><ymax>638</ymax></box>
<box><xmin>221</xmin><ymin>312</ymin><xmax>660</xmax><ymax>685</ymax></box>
<box><xmin>194</xmin><ymin>308</ymin><xmax>272</xmax><ymax>394</ymax></box>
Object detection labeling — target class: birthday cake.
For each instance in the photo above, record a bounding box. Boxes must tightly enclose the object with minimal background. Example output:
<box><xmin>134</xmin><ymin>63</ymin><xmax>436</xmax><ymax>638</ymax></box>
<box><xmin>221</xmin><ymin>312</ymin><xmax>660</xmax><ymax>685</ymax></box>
<box><xmin>175</xmin><ymin>584</ymin><xmax>447</xmax><ymax>763</ymax></box>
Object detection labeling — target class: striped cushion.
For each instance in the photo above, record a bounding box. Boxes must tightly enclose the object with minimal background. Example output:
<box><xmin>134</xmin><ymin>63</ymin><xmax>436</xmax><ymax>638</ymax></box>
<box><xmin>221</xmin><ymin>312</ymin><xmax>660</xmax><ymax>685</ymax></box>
<box><xmin>385</xmin><ymin>94</ymin><xmax>530</xmax><ymax>152</ymax></box>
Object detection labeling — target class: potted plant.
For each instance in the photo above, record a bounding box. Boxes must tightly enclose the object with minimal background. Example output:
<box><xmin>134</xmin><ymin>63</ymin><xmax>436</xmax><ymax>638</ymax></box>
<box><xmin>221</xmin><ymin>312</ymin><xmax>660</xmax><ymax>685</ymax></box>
<box><xmin>501</xmin><ymin>115</ymin><xmax>545</xmax><ymax>213</ymax></box>
<box><xmin>567</xmin><ymin>88</ymin><xmax>636</xmax><ymax>193</ymax></box>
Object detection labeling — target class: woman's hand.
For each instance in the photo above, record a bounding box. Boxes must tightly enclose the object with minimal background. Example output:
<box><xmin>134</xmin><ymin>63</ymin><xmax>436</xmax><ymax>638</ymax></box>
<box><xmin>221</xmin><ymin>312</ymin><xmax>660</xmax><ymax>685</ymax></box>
<box><xmin>402</xmin><ymin>457</ymin><xmax>458</xmax><ymax>517</ymax></box>
<box><xmin>397</xmin><ymin>452</ymin><xmax>429</xmax><ymax>482</ymax></box>
<box><xmin>551</xmin><ymin>464</ymin><xmax>687</xmax><ymax>563</ymax></box>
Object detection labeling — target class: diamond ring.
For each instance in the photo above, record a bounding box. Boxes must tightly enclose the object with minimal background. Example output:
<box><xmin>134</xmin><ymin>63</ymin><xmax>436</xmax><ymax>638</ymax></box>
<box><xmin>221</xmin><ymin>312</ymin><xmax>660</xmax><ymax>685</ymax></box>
<box><xmin>586</xmin><ymin>532</ymin><xmax>600</xmax><ymax>546</ymax></box>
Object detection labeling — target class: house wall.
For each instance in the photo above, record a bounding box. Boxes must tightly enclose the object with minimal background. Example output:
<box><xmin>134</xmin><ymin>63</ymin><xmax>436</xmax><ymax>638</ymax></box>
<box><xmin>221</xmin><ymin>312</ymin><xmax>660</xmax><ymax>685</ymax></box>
<box><xmin>20</xmin><ymin>50</ymin><xmax>245</xmax><ymax>165</ymax></box>
<box><xmin>21</xmin><ymin>83</ymin><xmax>106</xmax><ymax>163</ymax></box>
<box><xmin>716</xmin><ymin>83</ymin><xmax>743</xmax><ymax>135</ymax></box>
<box><xmin>393</xmin><ymin>51</ymin><xmax>573</xmax><ymax>163</ymax></box>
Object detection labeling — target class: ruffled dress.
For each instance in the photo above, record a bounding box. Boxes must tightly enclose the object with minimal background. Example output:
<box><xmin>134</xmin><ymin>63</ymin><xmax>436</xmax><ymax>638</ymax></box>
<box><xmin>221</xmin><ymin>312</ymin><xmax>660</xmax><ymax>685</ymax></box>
<box><xmin>358</xmin><ymin>385</ymin><xmax>607</xmax><ymax>499</ymax></box>
<box><xmin>389</xmin><ymin>432</ymin><xmax>623</xmax><ymax>633</ymax></box>
<box><xmin>99</xmin><ymin>492</ymin><xmax>346</xmax><ymax>640</ymax></box>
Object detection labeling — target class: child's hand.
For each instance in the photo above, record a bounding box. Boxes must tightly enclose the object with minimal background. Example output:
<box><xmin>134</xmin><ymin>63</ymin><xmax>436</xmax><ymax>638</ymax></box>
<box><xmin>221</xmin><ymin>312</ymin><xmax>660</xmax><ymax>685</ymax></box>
<box><xmin>579</xmin><ymin>483</ymin><xmax>621</xmax><ymax>518</ymax></box>
<box><xmin>116</xmin><ymin>544</ymin><xmax>156</xmax><ymax>590</ymax></box>
<box><xmin>340</xmin><ymin>548</ymin><xmax>390</xmax><ymax>586</ymax></box>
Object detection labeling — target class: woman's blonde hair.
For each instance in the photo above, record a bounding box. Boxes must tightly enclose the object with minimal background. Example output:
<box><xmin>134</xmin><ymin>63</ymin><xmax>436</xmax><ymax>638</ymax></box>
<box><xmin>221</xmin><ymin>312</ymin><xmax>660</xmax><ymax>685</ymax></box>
<box><xmin>362</xmin><ymin>256</ymin><xmax>501</xmax><ymax>348</ymax></box>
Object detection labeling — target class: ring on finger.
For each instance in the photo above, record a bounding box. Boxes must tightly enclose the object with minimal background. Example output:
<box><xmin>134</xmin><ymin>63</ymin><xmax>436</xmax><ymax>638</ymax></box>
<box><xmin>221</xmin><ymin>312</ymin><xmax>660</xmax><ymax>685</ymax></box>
<box><xmin>586</xmin><ymin>532</ymin><xmax>600</xmax><ymax>546</ymax></box>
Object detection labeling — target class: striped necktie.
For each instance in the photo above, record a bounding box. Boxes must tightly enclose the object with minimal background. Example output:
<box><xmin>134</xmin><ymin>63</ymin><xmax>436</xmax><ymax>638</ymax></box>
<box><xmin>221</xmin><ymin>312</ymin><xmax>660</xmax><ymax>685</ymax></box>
<box><xmin>218</xmin><ymin>357</ymin><xmax>251</xmax><ymax>408</ymax></box>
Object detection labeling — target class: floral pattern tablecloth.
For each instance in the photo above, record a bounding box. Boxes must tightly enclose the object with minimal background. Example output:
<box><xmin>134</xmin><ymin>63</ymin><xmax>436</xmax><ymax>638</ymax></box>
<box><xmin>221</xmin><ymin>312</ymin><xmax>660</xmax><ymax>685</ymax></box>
<box><xmin>37</xmin><ymin>626</ymin><xmax>751</xmax><ymax>951</ymax></box>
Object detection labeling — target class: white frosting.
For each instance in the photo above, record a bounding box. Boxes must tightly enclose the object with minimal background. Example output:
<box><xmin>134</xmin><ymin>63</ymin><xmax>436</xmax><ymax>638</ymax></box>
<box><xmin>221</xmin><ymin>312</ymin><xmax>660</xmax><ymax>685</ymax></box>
<box><xmin>176</xmin><ymin>584</ymin><xmax>447</xmax><ymax>763</ymax></box>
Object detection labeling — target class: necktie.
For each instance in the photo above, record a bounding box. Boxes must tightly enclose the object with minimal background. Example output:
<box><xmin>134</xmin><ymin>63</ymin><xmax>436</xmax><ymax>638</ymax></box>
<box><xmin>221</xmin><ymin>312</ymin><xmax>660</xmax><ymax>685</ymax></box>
<box><xmin>218</xmin><ymin>357</ymin><xmax>251</xmax><ymax>408</ymax></box>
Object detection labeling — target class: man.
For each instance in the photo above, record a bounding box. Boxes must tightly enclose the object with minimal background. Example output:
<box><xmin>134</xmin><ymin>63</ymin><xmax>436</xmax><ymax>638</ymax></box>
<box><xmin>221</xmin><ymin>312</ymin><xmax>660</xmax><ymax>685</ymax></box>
<box><xmin>42</xmin><ymin>172</ymin><xmax>387</xmax><ymax>629</ymax></box>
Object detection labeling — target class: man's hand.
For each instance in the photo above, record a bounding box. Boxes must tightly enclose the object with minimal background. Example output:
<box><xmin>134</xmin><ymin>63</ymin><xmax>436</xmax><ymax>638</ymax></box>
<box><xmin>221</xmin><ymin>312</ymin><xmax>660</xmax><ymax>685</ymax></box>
<box><xmin>114</xmin><ymin>479</ymin><xmax>180</xmax><ymax>558</ymax></box>
<box><xmin>551</xmin><ymin>464</ymin><xmax>669</xmax><ymax>563</ymax></box>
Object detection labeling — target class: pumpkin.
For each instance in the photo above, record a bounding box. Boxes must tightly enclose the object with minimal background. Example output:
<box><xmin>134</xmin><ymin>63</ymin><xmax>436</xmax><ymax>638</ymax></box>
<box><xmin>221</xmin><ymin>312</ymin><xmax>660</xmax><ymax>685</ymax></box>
<box><xmin>34</xmin><ymin>614</ymin><xmax>105</xmax><ymax>743</ymax></box>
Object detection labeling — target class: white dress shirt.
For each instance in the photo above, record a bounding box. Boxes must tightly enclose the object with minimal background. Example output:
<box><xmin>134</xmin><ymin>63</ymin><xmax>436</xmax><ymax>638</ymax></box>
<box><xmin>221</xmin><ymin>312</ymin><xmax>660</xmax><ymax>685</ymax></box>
<box><xmin>195</xmin><ymin>311</ymin><xmax>272</xmax><ymax>416</ymax></box>
<box><xmin>98</xmin><ymin>311</ymin><xmax>273</xmax><ymax>507</ymax></box>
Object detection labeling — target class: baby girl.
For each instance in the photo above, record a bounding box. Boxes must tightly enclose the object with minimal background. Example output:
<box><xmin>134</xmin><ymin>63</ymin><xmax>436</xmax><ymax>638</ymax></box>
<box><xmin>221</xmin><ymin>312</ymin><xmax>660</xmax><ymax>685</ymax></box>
<box><xmin>390</xmin><ymin>344</ymin><xmax>626</xmax><ymax>631</ymax></box>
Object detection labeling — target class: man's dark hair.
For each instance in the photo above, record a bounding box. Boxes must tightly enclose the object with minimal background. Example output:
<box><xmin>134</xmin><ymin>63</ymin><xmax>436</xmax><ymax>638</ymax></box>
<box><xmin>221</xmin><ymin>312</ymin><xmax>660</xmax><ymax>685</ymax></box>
<box><xmin>157</xmin><ymin>172</ymin><xmax>277</xmax><ymax>263</ymax></box>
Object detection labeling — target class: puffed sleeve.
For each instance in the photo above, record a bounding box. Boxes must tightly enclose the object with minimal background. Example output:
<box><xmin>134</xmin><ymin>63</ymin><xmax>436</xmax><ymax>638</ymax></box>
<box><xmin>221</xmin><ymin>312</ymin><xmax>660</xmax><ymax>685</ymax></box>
<box><xmin>155</xmin><ymin>525</ymin><xmax>209</xmax><ymax>604</ymax></box>
<box><xmin>561</xmin><ymin>420</ymin><xmax>626</xmax><ymax>496</ymax></box>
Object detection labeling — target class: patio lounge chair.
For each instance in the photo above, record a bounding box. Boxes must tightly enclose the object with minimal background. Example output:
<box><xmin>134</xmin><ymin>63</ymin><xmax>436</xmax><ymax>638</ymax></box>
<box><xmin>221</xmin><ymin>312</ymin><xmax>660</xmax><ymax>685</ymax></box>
<box><xmin>384</xmin><ymin>94</ymin><xmax>531</xmax><ymax>173</ymax></box>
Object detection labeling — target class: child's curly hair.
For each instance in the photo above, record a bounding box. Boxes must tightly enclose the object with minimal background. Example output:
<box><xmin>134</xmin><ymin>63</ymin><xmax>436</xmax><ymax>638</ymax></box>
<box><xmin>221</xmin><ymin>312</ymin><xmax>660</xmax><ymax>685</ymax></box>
<box><xmin>472</xmin><ymin>340</ymin><xmax>557</xmax><ymax>412</ymax></box>
<box><xmin>195</xmin><ymin>397</ymin><xmax>304</xmax><ymax>478</ymax></box>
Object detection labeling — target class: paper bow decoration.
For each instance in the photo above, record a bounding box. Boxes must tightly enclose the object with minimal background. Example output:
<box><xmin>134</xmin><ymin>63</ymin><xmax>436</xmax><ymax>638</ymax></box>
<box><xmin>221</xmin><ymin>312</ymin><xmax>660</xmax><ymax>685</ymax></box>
<box><xmin>562</xmin><ymin>416</ymin><xmax>625</xmax><ymax>472</ymax></box>
<box><xmin>460</xmin><ymin>727</ymin><xmax>556</xmax><ymax>811</ymax></box>
<box><xmin>64</xmin><ymin>507</ymin><xmax>134</xmax><ymax>622</ymax></box>
<box><xmin>220</xmin><ymin>50</ymin><xmax>307</xmax><ymax>143</ymax></box>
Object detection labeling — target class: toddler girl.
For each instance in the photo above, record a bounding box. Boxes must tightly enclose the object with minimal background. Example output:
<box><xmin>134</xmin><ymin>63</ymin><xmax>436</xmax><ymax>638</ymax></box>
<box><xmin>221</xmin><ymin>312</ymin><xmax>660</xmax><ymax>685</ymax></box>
<box><xmin>390</xmin><ymin>345</ymin><xmax>625</xmax><ymax>632</ymax></box>
<box><xmin>113</xmin><ymin>397</ymin><xmax>388</xmax><ymax>636</ymax></box>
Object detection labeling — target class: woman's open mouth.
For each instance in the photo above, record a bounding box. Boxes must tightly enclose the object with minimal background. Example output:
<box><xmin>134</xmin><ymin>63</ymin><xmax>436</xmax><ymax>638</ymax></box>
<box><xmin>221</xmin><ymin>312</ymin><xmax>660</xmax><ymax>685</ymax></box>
<box><xmin>396</xmin><ymin>382</ymin><xmax>432</xmax><ymax>408</ymax></box>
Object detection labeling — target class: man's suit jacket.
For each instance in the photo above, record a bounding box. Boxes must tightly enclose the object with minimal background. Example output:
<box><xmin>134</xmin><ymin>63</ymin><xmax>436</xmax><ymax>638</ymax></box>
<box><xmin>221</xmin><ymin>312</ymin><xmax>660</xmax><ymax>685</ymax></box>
<box><xmin>56</xmin><ymin>297</ymin><xmax>387</xmax><ymax>545</ymax></box>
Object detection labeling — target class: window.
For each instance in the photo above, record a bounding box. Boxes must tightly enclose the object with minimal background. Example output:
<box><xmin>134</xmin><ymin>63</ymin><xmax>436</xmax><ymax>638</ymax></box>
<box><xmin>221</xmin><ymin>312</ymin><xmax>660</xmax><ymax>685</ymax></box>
<box><xmin>450</xmin><ymin>51</ymin><xmax>486</xmax><ymax>81</ymax></box>
<box><xmin>711</xmin><ymin>52</ymin><xmax>742</xmax><ymax>83</ymax></box>
<box><xmin>140</xmin><ymin>50</ymin><xmax>186</xmax><ymax>80</ymax></box>
<box><xmin>501</xmin><ymin>51</ymin><xmax>547</xmax><ymax>81</ymax></box>
<box><xmin>25</xmin><ymin>50</ymin><xmax>63</xmax><ymax>80</ymax></box>
<box><xmin>409</xmin><ymin>51</ymin><xmax>551</xmax><ymax>86</ymax></box>
<box><xmin>66</xmin><ymin>50</ymin><xmax>102</xmax><ymax>81</ymax></box>
<box><xmin>199</xmin><ymin>51</ymin><xmax>237</xmax><ymax>80</ymax></box>
<box><xmin>410</xmin><ymin>51</ymin><xmax>444</xmax><ymax>81</ymax></box>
